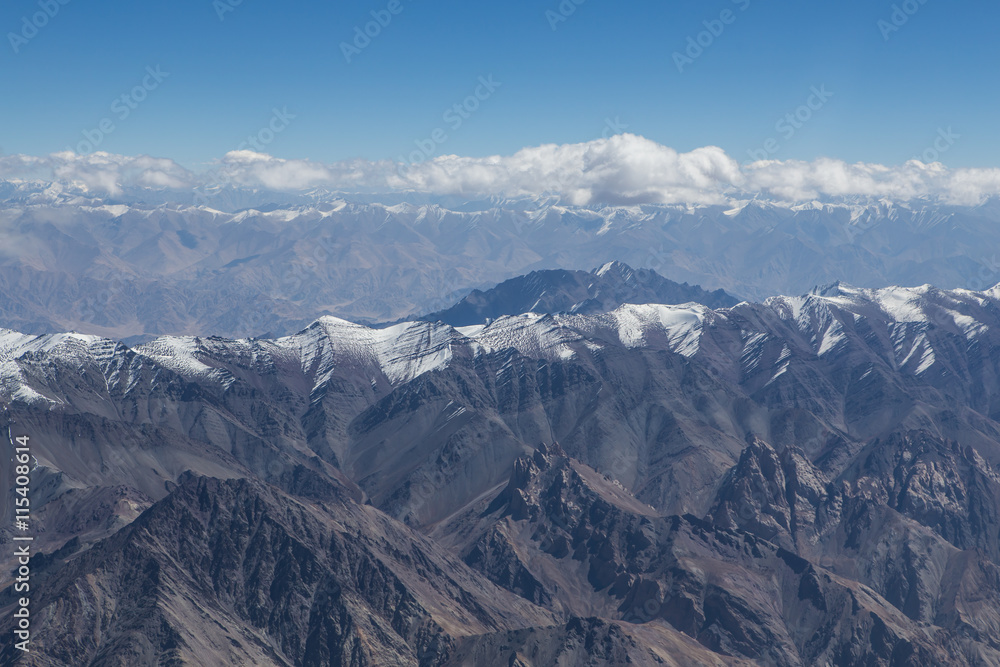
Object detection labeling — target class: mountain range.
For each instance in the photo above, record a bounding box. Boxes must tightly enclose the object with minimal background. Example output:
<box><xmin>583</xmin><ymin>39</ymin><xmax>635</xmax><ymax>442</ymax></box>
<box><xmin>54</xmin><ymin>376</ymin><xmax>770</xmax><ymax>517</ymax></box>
<box><xmin>4</xmin><ymin>183</ymin><xmax>1000</xmax><ymax>340</ymax></box>
<box><xmin>5</xmin><ymin>266</ymin><xmax>1000</xmax><ymax>664</ymax></box>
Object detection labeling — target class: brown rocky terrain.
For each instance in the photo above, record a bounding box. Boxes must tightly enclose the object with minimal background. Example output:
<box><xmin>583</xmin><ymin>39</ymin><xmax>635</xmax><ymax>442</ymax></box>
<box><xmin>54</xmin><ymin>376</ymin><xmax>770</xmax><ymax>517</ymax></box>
<box><xmin>3</xmin><ymin>274</ymin><xmax>1000</xmax><ymax>664</ymax></box>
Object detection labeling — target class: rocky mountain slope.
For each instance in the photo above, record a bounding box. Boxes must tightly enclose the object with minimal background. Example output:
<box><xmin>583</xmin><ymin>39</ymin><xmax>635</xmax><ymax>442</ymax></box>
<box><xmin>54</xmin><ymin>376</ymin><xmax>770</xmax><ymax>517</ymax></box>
<box><xmin>437</xmin><ymin>442</ymin><xmax>998</xmax><ymax>665</ymax></box>
<box><xmin>5</xmin><ymin>278</ymin><xmax>1000</xmax><ymax>663</ymax></box>
<box><xmin>1</xmin><ymin>474</ymin><xmax>559</xmax><ymax>666</ymax></box>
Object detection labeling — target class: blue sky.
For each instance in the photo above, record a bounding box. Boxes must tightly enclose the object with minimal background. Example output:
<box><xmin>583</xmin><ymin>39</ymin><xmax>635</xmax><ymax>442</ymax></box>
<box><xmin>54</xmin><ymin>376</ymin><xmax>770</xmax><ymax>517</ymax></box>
<box><xmin>2</xmin><ymin>0</ymin><xmax>997</xmax><ymax>170</ymax></box>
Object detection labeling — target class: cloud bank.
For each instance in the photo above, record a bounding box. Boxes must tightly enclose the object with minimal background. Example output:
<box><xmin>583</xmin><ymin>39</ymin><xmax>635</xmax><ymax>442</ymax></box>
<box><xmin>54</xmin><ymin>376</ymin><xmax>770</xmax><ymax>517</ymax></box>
<box><xmin>3</xmin><ymin>134</ymin><xmax>1000</xmax><ymax>206</ymax></box>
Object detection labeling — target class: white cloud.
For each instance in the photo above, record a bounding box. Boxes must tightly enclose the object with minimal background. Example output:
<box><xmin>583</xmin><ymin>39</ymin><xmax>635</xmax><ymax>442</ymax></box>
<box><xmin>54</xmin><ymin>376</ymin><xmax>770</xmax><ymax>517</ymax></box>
<box><xmin>215</xmin><ymin>151</ymin><xmax>337</xmax><ymax>191</ymax></box>
<box><xmin>3</xmin><ymin>135</ymin><xmax>1000</xmax><ymax>206</ymax></box>
<box><xmin>385</xmin><ymin>136</ymin><xmax>744</xmax><ymax>205</ymax></box>
<box><xmin>1</xmin><ymin>152</ymin><xmax>195</xmax><ymax>196</ymax></box>
<box><xmin>739</xmin><ymin>157</ymin><xmax>984</xmax><ymax>204</ymax></box>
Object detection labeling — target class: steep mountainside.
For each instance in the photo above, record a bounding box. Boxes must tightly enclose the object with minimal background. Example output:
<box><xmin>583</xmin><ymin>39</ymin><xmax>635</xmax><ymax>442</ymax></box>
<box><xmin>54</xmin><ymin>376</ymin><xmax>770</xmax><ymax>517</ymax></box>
<box><xmin>436</xmin><ymin>443</ymin><xmax>999</xmax><ymax>665</ymax></box>
<box><xmin>1</xmin><ymin>474</ymin><xmax>561</xmax><ymax>666</ymax></box>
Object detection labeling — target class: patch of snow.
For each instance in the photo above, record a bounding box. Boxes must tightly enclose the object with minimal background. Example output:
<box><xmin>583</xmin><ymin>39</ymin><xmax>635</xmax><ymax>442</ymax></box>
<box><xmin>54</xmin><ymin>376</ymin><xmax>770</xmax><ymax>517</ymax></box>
<box><xmin>765</xmin><ymin>347</ymin><xmax>792</xmax><ymax>386</ymax></box>
<box><xmin>818</xmin><ymin>321</ymin><xmax>846</xmax><ymax>356</ymax></box>
<box><xmin>873</xmin><ymin>287</ymin><xmax>931</xmax><ymax>323</ymax></box>
<box><xmin>136</xmin><ymin>337</ymin><xmax>217</xmax><ymax>377</ymax></box>
<box><xmin>472</xmin><ymin>313</ymin><xmax>581</xmax><ymax>361</ymax></box>
<box><xmin>893</xmin><ymin>330</ymin><xmax>936</xmax><ymax>375</ymax></box>
<box><xmin>456</xmin><ymin>324</ymin><xmax>486</xmax><ymax>337</ymax></box>
<box><xmin>776</xmin><ymin>344</ymin><xmax>792</xmax><ymax>364</ymax></box>
<box><xmin>0</xmin><ymin>361</ymin><xmax>56</xmax><ymax>406</ymax></box>
<box><xmin>740</xmin><ymin>332</ymin><xmax>768</xmax><ymax>374</ymax></box>
<box><xmin>278</xmin><ymin>317</ymin><xmax>459</xmax><ymax>390</ymax></box>
<box><xmin>951</xmin><ymin>312</ymin><xmax>987</xmax><ymax>338</ymax></box>
<box><xmin>0</xmin><ymin>331</ymin><xmax>103</xmax><ymax>362</ymax></box>
<box><xmin>605</xmin><ymin>303</ymin><xmax>707</xmax><ymax>356</ymax></box>
<box><xmin>915</xmin><ymin>347</ymin><xmax>936</xmax><ymax>374</ymax></box>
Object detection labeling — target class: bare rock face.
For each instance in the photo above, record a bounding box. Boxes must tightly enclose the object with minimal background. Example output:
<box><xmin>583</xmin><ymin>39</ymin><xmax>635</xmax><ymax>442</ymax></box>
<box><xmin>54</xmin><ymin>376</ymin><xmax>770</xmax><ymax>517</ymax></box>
<box><xmin>707</xmin><ymin>437</ymin><xmax>801</xmax><ymax>549</ymax></box>
<box><xmin>441</xmin><ymin>444</ymin><xmax>999</xmax><ymax>666</ymax></box>
<box><xmin>701</xmin><ymin>432</ymin><xmax>1000</xmax><ymax>663</ymax></box>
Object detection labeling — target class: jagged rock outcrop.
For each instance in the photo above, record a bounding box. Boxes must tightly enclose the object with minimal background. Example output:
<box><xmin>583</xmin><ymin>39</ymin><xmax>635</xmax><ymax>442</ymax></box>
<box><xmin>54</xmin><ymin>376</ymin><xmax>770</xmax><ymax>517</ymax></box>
<box><xmin>437</xmin><ymin>445</ymin><xmax>1000</xmax><ymax>666</ymax></box>
<box><xmin>1</xmin><ymin>474</ymin><xmax>555</xmax><ymax>666</ymax></box>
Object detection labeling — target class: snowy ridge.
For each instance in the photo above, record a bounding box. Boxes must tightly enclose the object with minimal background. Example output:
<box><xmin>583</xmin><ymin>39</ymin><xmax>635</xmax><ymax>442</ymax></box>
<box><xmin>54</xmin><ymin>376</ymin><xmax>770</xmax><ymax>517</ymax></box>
<box><xmin>472</xmin><ymin>313</ymin><xmax>584</xmax><ymax>361</ymax></box>
<box><xmin>602</xmin><ymin>303</ymin><xmax>709</xmax><ymax>355</ymax></box>
<box><xmin>135</xmin><ymin>337</ymin><xmax>240</xmax><ymax>388</ymax></box>
<box><xmin>4</xmin><ymin>281</ymin><xmax>1000</xmax><ymax>403</ymax></box>
<box><xmin>469</xmin><ymin>303</ymin><xmax>712</xmax><ymax>360</ymax></box>
<box><xmin>280</xmin><ymin>316</ymin><xmax>466</xmax><ymax>390</ymax></box>
<box><xmin>128</xmin><ymin>317</ymin><xmax>466</xmax><ymax>395</ymax></box>
<box><xmin>734</xmin><ymin>281</ymin><xmax>1000</xmax><ymax>382</ymax></box>
<box><xmin>0</xmin><ymin>330</ymin><xmax>105</xmax><ymax>361</ymax></box>
<box><xmin>797</xmin><ymin>283</ymin><xmax>993</xmax><ymax>332</ymax></box>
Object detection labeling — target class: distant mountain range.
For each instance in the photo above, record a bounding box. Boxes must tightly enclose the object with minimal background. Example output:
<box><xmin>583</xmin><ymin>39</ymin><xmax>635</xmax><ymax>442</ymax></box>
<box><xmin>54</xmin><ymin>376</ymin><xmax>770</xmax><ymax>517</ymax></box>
<box><xmin>5</xmin><ymin>274</ymin><xmax>1000</xmax><ymax>664</ymax></box>
<box><xmin>3</xmin><ymin>185</ymin><xmax>1000</xmax><ymax>340</ymax></box>
<box><xmin>419</xmin><ymin>260</ymin><xmax>738</xmax><ymax>327</ymax></box>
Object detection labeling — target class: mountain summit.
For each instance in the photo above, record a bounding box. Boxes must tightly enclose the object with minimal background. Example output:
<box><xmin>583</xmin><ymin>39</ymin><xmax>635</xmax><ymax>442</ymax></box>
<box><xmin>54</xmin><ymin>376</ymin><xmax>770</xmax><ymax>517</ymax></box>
<box><xmin>422</xmin><ymin>261</ymin><xmax>738</xmax><ymax>327</ymax></box>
